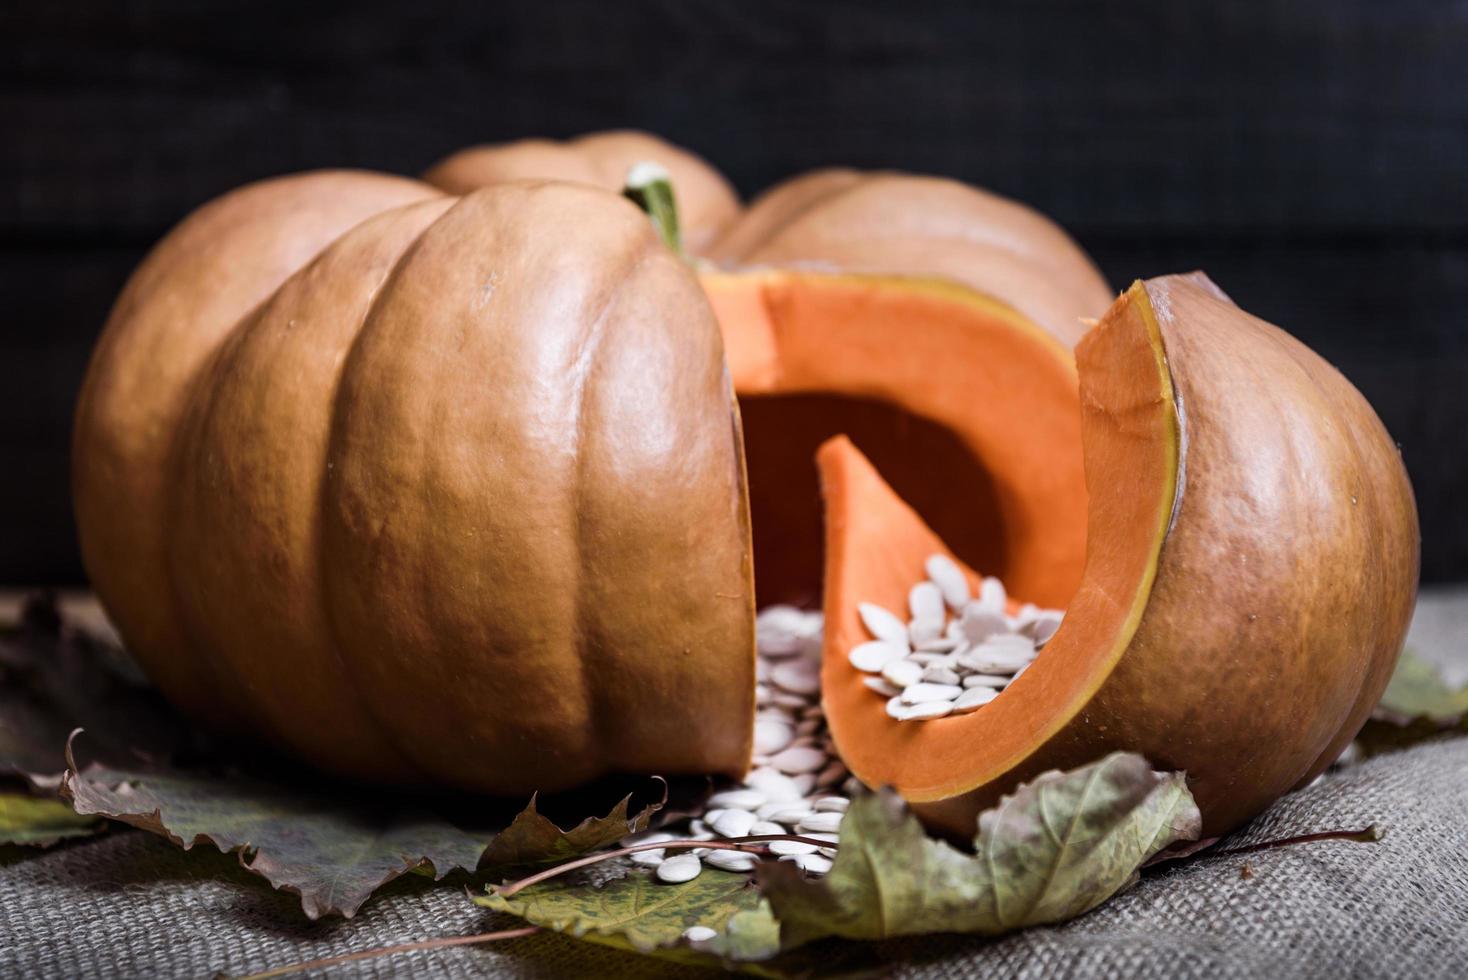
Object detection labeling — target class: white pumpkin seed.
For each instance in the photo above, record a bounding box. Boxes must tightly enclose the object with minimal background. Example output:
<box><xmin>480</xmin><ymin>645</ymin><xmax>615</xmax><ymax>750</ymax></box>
<box><xmin>962</xmin><ymin>673</ymin><xmax>1012</xmax><ymax>688</ymax></box>
<box><xmin>761</xmin><ymin>806</ymin><xmax>812</xmax><ymax>826</ymax></box>
<box><xmin>952</xmin><ymin>686</ymin><xmax>999</xmax><ymax>712</ymax></box>
<box><xmin>885</xmin><ymin>696</ymin><xmax>912</xmax><ymax>720</ymax></box>
<box><xmin>900</xmin><ymin>682</ymin><xmax>962</xmax><ymax>704</ymax></box>
<box><xmin>656</xmin><ymin>853</ymin><xmax>703</xmax><ymax>883</ymax></box>
<box><xmin>769</xmin><ymin>745</ymin><xmax>827</xmax><ymax>774</ymax></box>
<box><xmin>711</xmin><ymin>808</ymin><xmax>757</xmax><ymax>838</ymax></box>
<box><xmin>858</xmin><ymin>602</ymin><xmax>908</xmax><ymax>644</ymax></box>
<box><xmin>753</xmin><ymin>718</ymin><xmax>794</xmax><ymax>756</ymax></box>
<box><xmin>707</xmin><ymin>788</ymin><xmax>767</xmax><ymax>811</ymax></box>
<box><xmin>767</xmin><ymin>838</ymin><xmax>818</xmax><ymax>856</ymax></box>
<box><xmin>909</xmin><ymin>581</ymin><xmax>945</xmax><ymax>626</ymax></box>
<box><xmin>744</xmin><ymin>767</ymin><xmax>804</xmax><ymax>802</ymax></box>
<box><xmin>791</xmin><ymin>773</ymin><xmax>817</xmax><ymax>795</ymax></box>
<box><xmin>978</xmin><ymin>576</ymin><xmax>1007</xmax><ymax>612</ymax></box>
<box><xmin>620</xmin><ymin>829</ymin><xmax>675</xmax><ymax>848</ymax></box>
<box><xmin>702</xmin><ymin>849</ymin><xmax>756</xmax><ymax>873</ymax></box>
<box><xmin>811</xmin><ymin>796</ymin><xmax>850</xmax><ymax>813</ymax></box>
<box><xmin>903</xmin><ymin>700</ymin><xmax>955</xmax><ymax>720</ymax></box>
<box><xmin>848</xmin><ymin>639</ymin><xmax>904</xmax><ymax>672</ymax></box>
<box><xmin>683</xmin><ymin>925</ymin><xmax>719</xmax><ymax>942</ymax></box>
<box><xmin>630</xmin><ymin>848</ymin><xmax>668</xmax><ymax>866</ymax></box>
<box><xmin>796</xmin><ymin>811</ymin><xmax>843</xmax><ymax>834</ymax></box>
<box><xmin>920</xmin><ymin>665</ymin><xmax>961</xmax><ymax>686</ymax></box>
<box><xmin>958</xmin><ymin>605</ymin><xmax>1008</xmax><ymax>644</ymax></box>
<box><xmin>925</xmin><ymin>553</ymin><xmax>970</xmax><ymax>608</ymax></box>
<box><xmin>750</xmin><ymin>820</ymin><xmax>785</xmax><ymax>835</ymax></box>
<box><xmin>786</xmin><ymin>852</ymin><xmax>834</xmax><ymax>875</ymax></box>
<box><xmin>880</xmin><ymin>658</ymin><xmax>924</xmax><ymax>688</ymax></box>
<box><xmin>862</xmin><ymin>675</ymin><xmax>902</xmax><ymax>697</ymax></box>
<box><xmin>771</xmin><ymin>658</ymin><xmax>820</xmax><ymax>696</ymax></box>
<box><xmin>914</xmin><ymin>634</ymin><xmax>962</xmax><ymax>652</ymax></box>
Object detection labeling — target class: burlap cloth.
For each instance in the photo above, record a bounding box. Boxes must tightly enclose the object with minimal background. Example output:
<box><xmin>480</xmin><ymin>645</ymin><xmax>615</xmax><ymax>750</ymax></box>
<box><xmin>3</xmin><ymin>594</ymin><xmax>1466</xmax><ymax>978</ymax></box>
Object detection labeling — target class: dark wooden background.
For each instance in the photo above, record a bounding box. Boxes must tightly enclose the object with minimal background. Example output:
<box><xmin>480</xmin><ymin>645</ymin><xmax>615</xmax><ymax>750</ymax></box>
<box><xmin>3</xmin><ymin>0</ymin><xmax>1466</xmax><ymax>584</ymax></box>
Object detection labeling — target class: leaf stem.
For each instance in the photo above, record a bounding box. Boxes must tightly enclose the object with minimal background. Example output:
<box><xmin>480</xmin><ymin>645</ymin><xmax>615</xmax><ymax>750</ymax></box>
<box><xmin>1213</xmin><ymin>824</ymin><xmax>1381</xmax><ymax>858</ymax></box>
<box><xmin>493</xmin><ymin>834</ymin><xmax>838</xmax><ymax>899</ymax></box>
<box><xmin>222</xmin><ymin>925</ymin><xmax>541</xmax><ymax>979</ymax></box>
<box><xmin>622</xmin><ymin>161</ymin><xmax>682</xmax><ymax>256</ymax></box>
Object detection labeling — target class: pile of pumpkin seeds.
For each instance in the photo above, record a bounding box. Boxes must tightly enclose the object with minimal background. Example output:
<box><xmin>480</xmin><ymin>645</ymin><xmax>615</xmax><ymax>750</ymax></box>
<box><xmin>621</xmin><ymin>559</ymin><xmax>1060</xmax><ymax>945</ymax></box>
<box><xmin>848</xmin><ymin>554</ymin><xmax>1062</xmax><ymax>720</ymax></box>
<box><xmin>620</xmin><ymin>604</ymin><xmax>854</xmax><ymax>897</ymax></box>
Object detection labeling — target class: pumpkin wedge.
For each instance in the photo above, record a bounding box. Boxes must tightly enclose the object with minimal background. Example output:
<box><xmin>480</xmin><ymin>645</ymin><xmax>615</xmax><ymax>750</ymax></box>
<box><xmin>74</xmin><ymin>174</ymin><xmax>755</xmax><ymax>793</ymax></box>
<box><xmin>819</xmin><ymin>273</ymin><xmax>1418</xmax><ymax>838</ymax></box>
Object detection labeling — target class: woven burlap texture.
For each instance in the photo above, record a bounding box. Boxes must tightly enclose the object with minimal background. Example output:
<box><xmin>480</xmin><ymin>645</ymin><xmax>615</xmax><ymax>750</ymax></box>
<box><xmin>2</xmin><ymin>733</ymin><xmax>1465</xmax><ymax>979</ymax></box>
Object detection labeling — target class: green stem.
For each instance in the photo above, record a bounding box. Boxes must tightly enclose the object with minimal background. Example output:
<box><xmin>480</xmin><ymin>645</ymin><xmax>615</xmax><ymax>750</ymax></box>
<box><xmin>622</xmin><ymin>161</ymin><xmax>682</xmax><ymax>256</ymax></box>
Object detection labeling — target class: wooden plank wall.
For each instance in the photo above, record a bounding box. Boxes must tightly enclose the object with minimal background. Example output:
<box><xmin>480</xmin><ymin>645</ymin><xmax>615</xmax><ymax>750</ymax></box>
<box><xmin>3</xmin><ymin>0</ymin><xmax>1466</xmax><ymax>583</ymax></box>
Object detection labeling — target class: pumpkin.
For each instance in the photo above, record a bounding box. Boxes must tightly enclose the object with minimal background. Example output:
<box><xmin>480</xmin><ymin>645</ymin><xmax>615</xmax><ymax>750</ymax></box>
<box><xmin>423</xmin><ymin>130</ymin><xmax>740</xmax><ymax>255</ymax></box>
<box><xmin>817</xmin><ymin>274</ymin><xmax>1418</xmax><ymax>838</ymax></box>
<box><xmin>72</xmin><ymin>172</ymin><xmax>755</xmax><ymax>793</ymax></box>
<box><xmin>701</xmin><ymin>169</ymin><xmax>1114</xmax><ymax>608</ymax></box>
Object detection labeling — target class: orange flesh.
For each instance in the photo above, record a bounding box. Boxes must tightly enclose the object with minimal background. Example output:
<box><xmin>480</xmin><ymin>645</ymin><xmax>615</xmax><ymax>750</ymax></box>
<box><xmin>815</xmin><ymin>282</ymin><xmax>1178</xmax><ymax>799</ymax></box>
<box><xmin>702</xmin><ymin>270</ymin><xmax>1088</xmax><ymax>611</ymax></box>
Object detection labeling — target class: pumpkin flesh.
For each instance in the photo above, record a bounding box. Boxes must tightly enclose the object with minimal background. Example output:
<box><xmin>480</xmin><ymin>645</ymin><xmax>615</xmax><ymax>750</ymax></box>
<box><xmin>703</xmin><ymin>270</ymin><xmax>1089</xmax><ymax>612</ymax></box>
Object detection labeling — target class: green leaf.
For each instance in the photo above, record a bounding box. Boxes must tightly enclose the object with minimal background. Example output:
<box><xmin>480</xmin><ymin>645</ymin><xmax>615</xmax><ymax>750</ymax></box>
<box><xmin>0</xmin><ymin>790</ymin><xmax>103</xmax><ymax>847</ymax></box>
<box><xmin>479</xmin><ymin>789</ymin><xmax>661</xmax><ymax>871</ymax></box>
<box><xmin>61</xmin><ymin>737</ymin><xmax>488</xmax><ymax>919</ymax></box>
<box><xmin>477</xmin><ymin>866</ymin><xmax>778</xmax><ymax>958</ymax></box>
<box><xmin>1375</xmin><ymin>649</ymin><xmax>1468</xmax><ymax>724</ymax></box>
<box><xmin>758</xmin><ymin>752</ymin><xmax>1199</xmax><ymax>948</ymax></box>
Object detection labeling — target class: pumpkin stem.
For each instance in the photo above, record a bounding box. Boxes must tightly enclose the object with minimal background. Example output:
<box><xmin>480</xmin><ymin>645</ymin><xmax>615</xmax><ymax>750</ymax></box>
<box><xmin>623</xmin><ymin>162</ymin><xmax>682</xmax><ymax>256</ymax></box>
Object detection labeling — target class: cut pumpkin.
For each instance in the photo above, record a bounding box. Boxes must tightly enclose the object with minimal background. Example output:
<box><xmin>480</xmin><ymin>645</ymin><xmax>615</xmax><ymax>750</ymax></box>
<box><xmin>819</xmin><ymin>273</ymin><xmax>1418</xmax><ymax>838</ymax></box>
<box><xmin>703</xmin><ymin>270</ymin><xmax>1089</xmax><ymax>611</ymax></box>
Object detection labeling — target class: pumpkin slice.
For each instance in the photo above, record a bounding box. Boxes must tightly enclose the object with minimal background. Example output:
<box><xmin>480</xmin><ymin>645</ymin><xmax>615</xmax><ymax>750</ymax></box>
<box><xmin>703</xmin><ymin>270</ymin><xmax>1088</xmax><ymax>612</ymax></box>
<box><xmin>819</xmin><ymin>273</ymin><xmax>1418</xmax><ymax>838</ymax></box>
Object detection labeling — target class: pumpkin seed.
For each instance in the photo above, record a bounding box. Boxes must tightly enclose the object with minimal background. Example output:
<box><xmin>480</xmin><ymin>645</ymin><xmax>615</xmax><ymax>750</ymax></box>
<box><xmin>656</xmin><ymin>853</ymin><xmax>703</xmax><ymax>883</ymax></box>
<box><xmin>901</xmin><ymin>682</ymin><xmax>962</xmax><ymax>704</ymax></box>
<box><xmin>963</xmin><ymin>673</ymin><xmax>1012</xmax><ymax>688</ymax></box>
<box><xmin>812</xmin><ymin>796</ymin><xmax>850</xmax><ymax>813</ymax></box>
<box><xmin>630</xmin><ymin>848</ymin><xmax>668</xmax><ymax>866</ymax></box>
<box><xmin>862</xmin><ymin>675</ymin><xmax>901</xmax><ymax>697</ymax></box>
<box><xmin>880</xmin><ymin>658</ymin><xmax>924</xmax><ymax>688</ymax></box>
<box><xmin>952</xmin><ymin>686</ymin><xmax>999</xmax><ymax>712</ymax></box>
<box><xmin>858</xmin><ymin>602</ymin><xmax>909</xmax><ymax>644</ymax></box>
<box><xmin>796</xmin><ymin>811</ymin><xmax>844</xmax><ymax>834</ymax></box>
<box><xmin>752</xmin><ymin>718</ymin><xmax>794</xmax><ymax>756</ymax></box>
<box><xmin>767</xmin><ymin>838</ymin><xmax>818</xmax><ymax>856</ymax></box>
<box><xmin>920</xmin><ymin>665</ymin><xmax>961</xmax><ymax>686</ymax></box>
<box><xmin>786</xmin><ymin>852</ymin><xmax>834</xmax><ymax>875</ymax></box>
<box><xmin>771</xmin><ymin>659</ymin><xmax>820</xmax><ymax>696</ymax></box>
<box><xmin>904</xmin><ymin>700</ymin><xmax>955</xmax><ymax>720</ymax></box>
<box><xmin>707</xmin><ymin>788</ymin><xmax>767</xmax><ymax>811</ymax></box>
<box><xmin>914</xmin><ymin>634</ymin><xmax>962</xmax><ymax>652</ymax></box>
<box><xmin>744</xmin><ymin>767</ymin><xmax>804</xmax><ymax>802</ymax></box>
<box><xmin>925</xmin><ymin>553</ymin><xmax>970</xmax><ymax>608</ymax></box>
<box><xmin>702</xmin><ymin>850</ymin><xmax>756</xmax><ymax>873</ymax></box>
<box><xmin>848</xmin><ymin>639</ymin><xmax>904</xmax><ymax>672</ymax></box>
<box><xmin>711</xmin><ymin>808</ymin><xmax>757</xmax><ymax>838</ymax></box>
<box><xmin>683</xmin><ymin>925</ymin><xmax>719</xmax><ymax>941</ymax></box>
<box><xmin>959</xmin><ymin>605</ymin><xmax>1009</xmax><ymax>644</ymax></box>
<box><xmin>978</xmin><ymin>576</ymin><xmax>1007</xmax><ymax>612</ymax></box>
<box><xmin>750</xmin><ymin>820</ymin><xmax>785</xmax><ymax>835</ymax></box>
<box><xmin>769</xmin><ymin>745</ymin><xmax>827</xmax><ymax>774</ymax></box>
<box><xmin>909</xmin><ymin>581</ymin><xmax>945</xmax><ymax>625</ymax></box>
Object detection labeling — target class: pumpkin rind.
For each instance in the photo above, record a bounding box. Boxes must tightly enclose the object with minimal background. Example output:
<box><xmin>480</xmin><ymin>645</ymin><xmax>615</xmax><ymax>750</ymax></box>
<box><xmin>75</xmin><ymin>177</ymin><xmax>755</xmax><ymax>793</ymax></box>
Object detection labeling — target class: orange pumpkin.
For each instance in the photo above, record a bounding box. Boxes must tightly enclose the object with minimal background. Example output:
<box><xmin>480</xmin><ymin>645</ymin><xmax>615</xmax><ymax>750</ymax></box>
<box><xmin>72</xmin><ymin>173</ymin><xmax>754</xmax><ymax>793</ymax></box>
